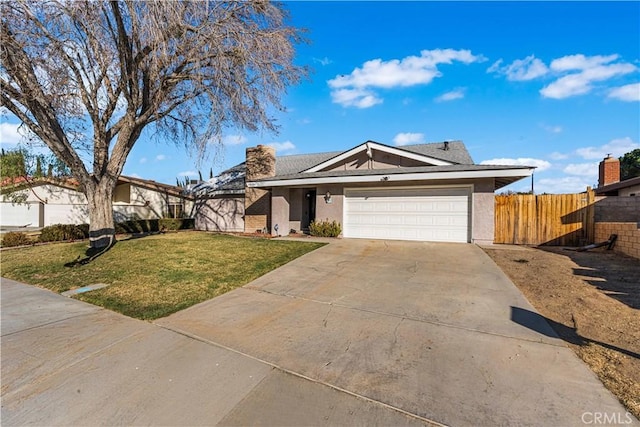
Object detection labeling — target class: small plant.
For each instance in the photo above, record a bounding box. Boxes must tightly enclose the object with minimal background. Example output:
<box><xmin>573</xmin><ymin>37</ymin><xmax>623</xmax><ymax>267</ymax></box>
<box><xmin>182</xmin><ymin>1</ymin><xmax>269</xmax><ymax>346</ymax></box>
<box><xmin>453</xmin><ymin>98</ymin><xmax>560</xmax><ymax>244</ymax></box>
<box><xmin>309</xmin><ymin>219</ymin><xmax>342</xmax><ymax>238</ymax></box>
<box><xmin>1</xmin><ymin>231</ymin><xmax>33</xmax><ymax>247</ymax></box>
<box><xmin>39</xmin><ymin>224</ymin><xmax>89</xmax><ymax>243</ymax></box>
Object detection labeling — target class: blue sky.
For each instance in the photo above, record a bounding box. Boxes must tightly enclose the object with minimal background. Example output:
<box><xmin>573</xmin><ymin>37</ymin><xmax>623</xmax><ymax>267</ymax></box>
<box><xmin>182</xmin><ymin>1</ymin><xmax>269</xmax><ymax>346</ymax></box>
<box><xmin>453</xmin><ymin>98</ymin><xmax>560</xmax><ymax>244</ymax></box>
<box><xmin>1</xmin><ymin>1</ymin><xmax>639</xmax><ymax>193</ymax></box>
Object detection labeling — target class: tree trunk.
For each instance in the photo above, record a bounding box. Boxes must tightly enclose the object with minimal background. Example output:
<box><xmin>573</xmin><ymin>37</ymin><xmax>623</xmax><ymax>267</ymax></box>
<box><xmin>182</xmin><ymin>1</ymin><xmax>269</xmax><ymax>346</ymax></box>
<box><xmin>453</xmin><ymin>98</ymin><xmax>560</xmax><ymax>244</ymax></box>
<box><xmin>86</xmin><ymin>179</ymin><xmax>117</xmax><ymax>249</ymax></box>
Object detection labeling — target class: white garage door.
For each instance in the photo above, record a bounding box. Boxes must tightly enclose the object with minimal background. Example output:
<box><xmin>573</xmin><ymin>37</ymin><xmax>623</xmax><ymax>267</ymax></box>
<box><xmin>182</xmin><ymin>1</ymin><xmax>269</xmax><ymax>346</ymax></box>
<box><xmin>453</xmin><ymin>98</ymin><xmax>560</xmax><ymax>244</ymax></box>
<box><xmin>344</xmin><ymin>187</ymin><xmax>470</xmax><ymax>242</ymax></box>
<box><xmin>0</xmin><ymin>202</ymin><xmax>43</xmax><ymax>227</ymax></box>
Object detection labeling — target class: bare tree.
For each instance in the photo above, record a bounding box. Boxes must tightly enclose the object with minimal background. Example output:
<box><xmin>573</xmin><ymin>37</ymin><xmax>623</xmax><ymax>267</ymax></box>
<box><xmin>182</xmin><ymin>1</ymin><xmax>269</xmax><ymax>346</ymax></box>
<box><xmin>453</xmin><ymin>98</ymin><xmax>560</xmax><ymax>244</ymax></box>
<box><xmin>1</xmin><ymin>0</ymin><xmax>306</xmax><ymax>248</ymax></box>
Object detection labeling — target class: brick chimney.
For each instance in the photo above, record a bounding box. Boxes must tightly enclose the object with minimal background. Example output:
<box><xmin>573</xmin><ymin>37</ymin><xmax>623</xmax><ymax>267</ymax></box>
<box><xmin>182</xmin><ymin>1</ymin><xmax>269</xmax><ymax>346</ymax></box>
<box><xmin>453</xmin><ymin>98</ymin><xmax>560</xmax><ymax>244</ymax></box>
<box><xmin>244</xmin><ymin>145</ymin><xmax>276</xmax><ymax>232</ymax></box>
<box><xmin>598</xmin><ymin>155</ymin><xmax>620</xmax><ymax>187</ymax></box>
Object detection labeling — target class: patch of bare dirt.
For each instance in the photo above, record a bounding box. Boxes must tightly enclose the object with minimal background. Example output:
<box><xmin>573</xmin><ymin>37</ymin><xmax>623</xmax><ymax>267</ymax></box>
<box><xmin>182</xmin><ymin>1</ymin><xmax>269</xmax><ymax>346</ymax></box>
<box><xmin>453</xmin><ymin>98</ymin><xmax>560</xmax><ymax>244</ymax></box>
<box><xmin>483</xmin><ymin>246</ymin><xmax>640</xmax><ymax>419</ymax></box>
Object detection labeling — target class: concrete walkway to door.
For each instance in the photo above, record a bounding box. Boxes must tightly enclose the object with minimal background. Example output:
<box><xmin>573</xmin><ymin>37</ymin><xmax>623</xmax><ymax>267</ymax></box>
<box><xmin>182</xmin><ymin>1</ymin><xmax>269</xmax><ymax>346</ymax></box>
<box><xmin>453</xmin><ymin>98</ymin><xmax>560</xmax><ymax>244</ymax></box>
<box><xmin>157</xmin><ymin>239</ymin><xmax>634</xmax><ymax>426</ymax></box>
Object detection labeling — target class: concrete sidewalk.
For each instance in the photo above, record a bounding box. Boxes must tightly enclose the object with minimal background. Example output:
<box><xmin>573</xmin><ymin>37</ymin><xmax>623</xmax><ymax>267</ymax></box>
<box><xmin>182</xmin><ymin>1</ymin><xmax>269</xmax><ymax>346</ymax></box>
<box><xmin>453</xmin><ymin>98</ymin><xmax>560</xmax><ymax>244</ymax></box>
<box><xmin>0</xmin><ymin>278</ymin><xmax>427</xmax><ymax>426</ymax></box>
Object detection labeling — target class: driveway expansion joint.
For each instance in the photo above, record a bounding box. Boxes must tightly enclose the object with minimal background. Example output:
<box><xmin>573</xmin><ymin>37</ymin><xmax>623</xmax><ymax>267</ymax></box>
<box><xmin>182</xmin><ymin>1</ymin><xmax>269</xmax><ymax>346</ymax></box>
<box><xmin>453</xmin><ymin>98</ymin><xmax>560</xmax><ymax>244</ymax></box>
<box><xmin>243</xmin><ymin>285</ymin><xmax>567</xmax><ymax>349</ymax></box>
<box><xmin>154</xmin><ymin>322</ymin><xmax>446</xmax><ymax>427</ymax></box>
<box><xmin>1</xmin><ymin>311</ymin><xmax>97</xmax><ymax>338</ymax></box>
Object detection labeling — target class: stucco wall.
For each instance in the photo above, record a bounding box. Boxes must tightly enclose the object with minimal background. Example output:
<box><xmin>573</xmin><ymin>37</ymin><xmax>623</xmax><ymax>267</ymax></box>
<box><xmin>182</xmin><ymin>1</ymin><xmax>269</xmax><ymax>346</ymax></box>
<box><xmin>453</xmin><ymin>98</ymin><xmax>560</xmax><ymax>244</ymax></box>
<box><xmin>289</xmin><ymin>188</ymin><xmax>303</xmax><ymax>232</ymax></box>
<box><xmin>471</xmin><ymin>178</ymin><xmax>496</xmax><ymax>245</ymax></box>
<box><xmin>115</xmin><ymin>184</ymin><xmax>187</xmax><ymax>220</ymax></box>
<box><xmin>19</xmin><ymin>184</ymin><xmax>88</xmax><ymax>226</ymax></box>
<box><xmin>1</xmin><ymin>182</ymin><xmax>191</xmax><ymax>227</ymax></box>
<box><xmin>268</xmin><ymin>178</ymin><xmax>496</xmax><ymax>243</ymax></box>
<box><xmin>618</xmin><ymin>185</ymin><xmax>640</xmax><ymax>197</ymax></box>
<box><xmin>315</xmin><ymin>185</ymin><xmax>344</xmax><ymax>234</ymax></box>
<box><xmin>271</xmin><ymin>188</ymin><xmax>290</xmax><ymax>236</ymax></box>
<box><xmin>193</xmin><ymin>196</ymin><xmax>244</xmax><ymax>232</ymax></box>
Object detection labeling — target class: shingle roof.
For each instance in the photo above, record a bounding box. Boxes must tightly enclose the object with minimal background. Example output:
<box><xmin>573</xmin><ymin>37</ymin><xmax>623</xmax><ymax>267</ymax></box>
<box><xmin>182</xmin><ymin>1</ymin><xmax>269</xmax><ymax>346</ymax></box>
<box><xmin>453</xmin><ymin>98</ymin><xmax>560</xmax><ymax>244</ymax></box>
<box><xmin>399</xmin><ymin>140</ymin><xmax>473</xmax><ymax>164</ymax></box>
<box><xmin>196</xmin><ymin>141</ymin><xmax>481</xmax><ymax>195</ymax></box>
<box><xmin>189</xmin><ymin>162</ymin><xmax>245</xmax><ymax>196</ymax></box>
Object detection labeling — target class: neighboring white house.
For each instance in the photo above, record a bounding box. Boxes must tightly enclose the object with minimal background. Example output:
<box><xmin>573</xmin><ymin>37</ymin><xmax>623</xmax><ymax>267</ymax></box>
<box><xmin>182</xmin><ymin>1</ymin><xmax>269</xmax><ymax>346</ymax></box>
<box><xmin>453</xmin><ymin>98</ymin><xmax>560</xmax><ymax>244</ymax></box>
<box><xmin>0</xmin><ymin>176</ymin><xmax>193</xmax><ymax>227</ymax></box>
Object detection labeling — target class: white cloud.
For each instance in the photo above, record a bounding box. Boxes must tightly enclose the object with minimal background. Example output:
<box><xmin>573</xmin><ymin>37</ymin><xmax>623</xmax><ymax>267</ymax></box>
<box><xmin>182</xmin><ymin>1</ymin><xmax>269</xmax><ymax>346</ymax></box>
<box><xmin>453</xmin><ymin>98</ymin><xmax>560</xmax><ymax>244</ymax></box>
<box><xmin>330</xmin><ymin>88</ymin><xmax>382</xmax><ymax>109</ymax></box>
<box><xmin>575</xmin><ymin>137</ymin><xmax>639</xmax><ymax>160</ymax></box>
<box><xmin>608</xmin><ymin>83</ymin><xmax>640</xmax><ymax>102</ymax></box>
<box><xmin>127</xmin><ymin>173</ymin><xmax>142</xmax><ymax>179</ymax></box>
<box><xmin>155</xmin><ymin>154</ymin><xmax>167</xmax><ymax>161</ymax></box>
<box><xmin>549</xmin><ymin>152</ymin><xmax>569</xmax><ymax>160</ymax></box>
<box><xmin>480</xmin><ymin>157</ymin><xmax>551</xmax><ymax>171</ymax></box>
<box><xmin>0</xmin><ymin>122</ymin><xmax>26</xmax><ymax>145</ymax></box>
<box><xmin>393</xmin><ymin>133</ymin><xmax>425</xmax><ymax>146</ymax></box>
<box><xmin>487</xmin><ymin>55</ymin><xmax>549</xmax><ymax>81</ymax></box>
<box><xmin>540</xmin><ymin>124</ymin><xmax>563</xmax><ymax>134</ymax></box>
<box><xmin>267</xmin><ymin>141</ymin><xmax>296</xmax><ymax>153</ymax></box>
<box><xmin>563</xmin><ymin>162</ymin><xmax>599</xmax><ymax>176</ymax></box>
<box><xmin>223</xmin><ymin>135</ymin><xmax>248</xmax><ymax>146</ymax></box>
<box><xmin>297</xmin><ymin>118</ymin><xmax>311</xmax><ymax>125</ymax></box>
<box><xmin>435</xmin><ymin>88</ymin><xmax>465</xmax><ymax>102</ymax></box>
<box><xmin>549</xmin><ymin>54</ymin><xmax>619</xmax><ymax>71</ymax></box>
<box><xmin>313</xmin><ymin>57</ymin><xmax>333</xmax><ymax>66</ymax></box>
<box><xmin>178</xmin><ymin>171</ymin><xmax>197</xmax><ymax>177</ymax></box>
<box><xmin>139</xmin><ymin>157</ymin><xmax>148</xmax><ymax>164</ymax></box>
<box><xmin>328</xmin><ymin>48</ymin><xmax>485</xmax><ymax>108</ymax></box>
<box><xmin>540</xmin><ymin>54</ymin><xmax>636</xmax><ymax>99</ymax></box>
<box><xmin>536</xmin><ymin>176</ymin><xmax>594</xmax><ymax>194</ymax></box>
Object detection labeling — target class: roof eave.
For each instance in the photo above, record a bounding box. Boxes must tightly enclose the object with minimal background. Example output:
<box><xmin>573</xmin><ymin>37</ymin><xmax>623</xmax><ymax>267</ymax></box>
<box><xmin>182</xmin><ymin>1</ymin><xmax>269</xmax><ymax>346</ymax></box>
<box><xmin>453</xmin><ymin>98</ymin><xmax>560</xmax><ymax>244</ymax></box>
<box><xmin>248</xmin><ymin>168</ymin><xmax>534</xmax><ymax>189</ymax></box>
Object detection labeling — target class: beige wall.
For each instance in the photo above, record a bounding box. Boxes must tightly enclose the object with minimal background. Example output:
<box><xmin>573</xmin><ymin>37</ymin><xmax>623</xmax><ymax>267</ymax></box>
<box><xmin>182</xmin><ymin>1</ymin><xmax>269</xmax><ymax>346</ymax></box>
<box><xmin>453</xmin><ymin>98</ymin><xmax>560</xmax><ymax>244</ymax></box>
<box><xmin>471</xmin><ymin>178</ymin><xmax>496</xmax><ymax>245</ymax></box>
<box><xmin>595</xmin><ymin>222</ymin><xmax>639</xmax><ymax>259</ymax></box>
<box><xmin>114</xmin><ymin>184</ymin><xmax>187</xmax><ymax>220</ymax></box>
<box><xmin>271</xmin><ymin>188</ymin><xmax>290</xmax><ymax>236</ymax></box>
<box><xmin>194</xmin><ymin>196</ymin><xmax>244</xmax><ymax>232</ymax></box>
<box><xmin>289</xmin><ymin>188</ymin><xmax>303</xmax><ymax>232</ymax></box>
<box><xmin>315</xmin><ymin>185</ymin><xmax>344</xmax><ymax>234</ymax></box>
<box><xmin>1</xmin><ymin>183</ymin><xmax>191</xmax><ymax>227</ymax></box>
<box><xmin>268</xmin><ymin>178</ymin><xmax>497</xmax><ymax>243</ymax></box>
<box><xmin>18</xmin><ymin>184</ymin><xmax>89</xmax><ymax>226</ymax></box>
<box><xmin>619</xmin><ymin>184</ymin><xmax>640</xmax><ymax>197</ymax></box>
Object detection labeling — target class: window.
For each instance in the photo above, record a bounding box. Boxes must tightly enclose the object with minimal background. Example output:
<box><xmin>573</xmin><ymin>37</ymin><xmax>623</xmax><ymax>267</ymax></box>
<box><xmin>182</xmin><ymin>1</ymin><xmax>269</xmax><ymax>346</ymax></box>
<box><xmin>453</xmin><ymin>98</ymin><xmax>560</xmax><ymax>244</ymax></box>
<box><xmin>167</xmin><ymin>203</ymin><xmax>184</xmax><ymax>218</ymax></box>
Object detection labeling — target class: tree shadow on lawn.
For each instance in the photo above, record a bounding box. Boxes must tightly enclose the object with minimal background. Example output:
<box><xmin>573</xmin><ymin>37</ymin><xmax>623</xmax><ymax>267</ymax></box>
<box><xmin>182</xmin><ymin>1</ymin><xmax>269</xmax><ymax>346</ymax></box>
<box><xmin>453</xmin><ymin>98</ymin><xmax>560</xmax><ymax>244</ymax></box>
<box><xmin>63</xmin><ymin>231</ymin><xmax>164</xmax><ymax>267</ymax></box>
<box><xmin>511</xmin><ymin>306</ymin><xmax>639</xmax><ymax>360</ymax></box>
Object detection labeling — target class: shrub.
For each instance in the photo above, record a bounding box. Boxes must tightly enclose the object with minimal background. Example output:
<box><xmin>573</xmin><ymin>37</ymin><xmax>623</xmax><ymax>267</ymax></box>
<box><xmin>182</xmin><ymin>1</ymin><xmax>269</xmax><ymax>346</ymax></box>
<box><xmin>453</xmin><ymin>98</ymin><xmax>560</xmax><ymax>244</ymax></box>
<box><xmin>1</xmin><ymin>231</ymin><xmax>33</xmax><ymax>247</ymax></box>
<box><xmin>309</xmin><ymin>219</ymin><xmax>342</xmax><ymax>238</ymax></box>
<box><xmin>159</xmin><ymin>218</ymin><xmax>195</xmax><ymax>231</ymax></box>
<box><xmin>39</xmin><ymin>224</ymin><xmax>89</xmax><ymax>243</ymax></box>
<box><xmin>114</xmin><ymin>218</ymin><xmax>194</xmax><ymax>234</ymax></box>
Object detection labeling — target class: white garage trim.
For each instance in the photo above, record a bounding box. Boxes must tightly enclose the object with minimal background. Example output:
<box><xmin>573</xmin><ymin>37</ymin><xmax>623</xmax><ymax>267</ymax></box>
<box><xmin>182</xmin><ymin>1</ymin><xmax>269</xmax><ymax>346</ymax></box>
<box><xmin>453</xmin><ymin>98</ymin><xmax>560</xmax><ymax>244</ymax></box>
<box><xmin>343</xmin><ymin>185</ymin><xmax>472</xmax><ymax>243</ymax></box>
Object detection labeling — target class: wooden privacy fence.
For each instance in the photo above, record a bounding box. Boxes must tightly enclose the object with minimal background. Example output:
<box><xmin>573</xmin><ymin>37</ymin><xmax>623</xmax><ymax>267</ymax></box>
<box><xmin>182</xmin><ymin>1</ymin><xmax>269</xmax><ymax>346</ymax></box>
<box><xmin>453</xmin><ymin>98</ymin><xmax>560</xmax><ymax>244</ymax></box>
<box><xmin>494</xmin><ymin>189</ymin><xmax>595</xmax><ymax>246</ymax></box>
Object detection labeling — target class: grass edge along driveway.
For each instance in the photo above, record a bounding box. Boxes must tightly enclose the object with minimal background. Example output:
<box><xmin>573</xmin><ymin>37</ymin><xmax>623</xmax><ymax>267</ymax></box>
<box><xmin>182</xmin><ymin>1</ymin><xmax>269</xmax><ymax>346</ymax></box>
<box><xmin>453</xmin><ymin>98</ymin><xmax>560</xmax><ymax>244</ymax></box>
<box><xmin>1</xmin><ymin>232</ymin><xmax>324</xmax><ymax>320</ymax></box>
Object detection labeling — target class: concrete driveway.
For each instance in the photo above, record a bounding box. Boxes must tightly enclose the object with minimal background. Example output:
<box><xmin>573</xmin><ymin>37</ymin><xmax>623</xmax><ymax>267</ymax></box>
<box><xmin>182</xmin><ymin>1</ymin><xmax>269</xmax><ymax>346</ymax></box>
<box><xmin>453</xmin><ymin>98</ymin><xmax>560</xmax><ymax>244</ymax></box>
<box><xmin>157</xmin><ymin>239</ymin><xmax>632</xmax><ymax>426</ymax></box>
<box><xmin>2</xmin><ymin>239</ymin><xmax>634</xmax><ymax>426</ymax></box>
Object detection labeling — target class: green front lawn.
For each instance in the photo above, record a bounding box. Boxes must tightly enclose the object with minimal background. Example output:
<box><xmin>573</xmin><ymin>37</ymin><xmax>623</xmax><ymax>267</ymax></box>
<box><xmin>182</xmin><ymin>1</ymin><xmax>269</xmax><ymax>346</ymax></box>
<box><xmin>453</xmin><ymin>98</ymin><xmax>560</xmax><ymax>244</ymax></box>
<box><xmin>0</xmin><ymin>232</ymin><xmax>324</xmax><ymax>320</ymax></box>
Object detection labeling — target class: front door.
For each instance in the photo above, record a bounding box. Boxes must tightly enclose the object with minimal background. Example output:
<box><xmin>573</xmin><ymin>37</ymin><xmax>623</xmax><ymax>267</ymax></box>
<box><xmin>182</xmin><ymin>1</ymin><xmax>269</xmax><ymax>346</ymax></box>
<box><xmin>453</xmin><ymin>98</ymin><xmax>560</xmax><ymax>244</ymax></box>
<box><xmin>302</xmin><ymin>189</ymin><xmax>316</xmax><ymax>231</ymax></box>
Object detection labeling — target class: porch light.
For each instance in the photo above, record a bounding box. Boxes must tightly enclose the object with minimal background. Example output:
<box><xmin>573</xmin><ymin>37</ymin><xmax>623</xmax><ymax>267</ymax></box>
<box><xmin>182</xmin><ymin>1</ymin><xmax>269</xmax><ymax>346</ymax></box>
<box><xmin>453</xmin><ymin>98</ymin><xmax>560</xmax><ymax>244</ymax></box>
<box><xmin>324</xmin><ymin>191</ymin><xmax>332</xmax><ymax>204</ymax></box>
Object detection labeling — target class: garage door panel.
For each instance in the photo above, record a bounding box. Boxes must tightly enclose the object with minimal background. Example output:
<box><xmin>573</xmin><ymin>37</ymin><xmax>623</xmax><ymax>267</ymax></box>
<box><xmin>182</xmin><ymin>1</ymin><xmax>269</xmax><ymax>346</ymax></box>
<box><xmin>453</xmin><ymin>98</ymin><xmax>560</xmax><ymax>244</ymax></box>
<box><xmin>344</xmin><ymin>187</ymin><xmax>470</xmax><ymax>243</ymax></box>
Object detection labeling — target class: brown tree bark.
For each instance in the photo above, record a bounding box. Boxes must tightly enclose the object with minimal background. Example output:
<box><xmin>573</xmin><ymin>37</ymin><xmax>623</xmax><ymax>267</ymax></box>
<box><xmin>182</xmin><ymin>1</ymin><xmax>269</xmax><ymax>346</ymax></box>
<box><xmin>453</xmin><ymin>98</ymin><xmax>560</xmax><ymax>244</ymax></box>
<box><xmin>84</xmin><ymin>176</ymin><xmax>117</xmax><ymax>248</ymax></box>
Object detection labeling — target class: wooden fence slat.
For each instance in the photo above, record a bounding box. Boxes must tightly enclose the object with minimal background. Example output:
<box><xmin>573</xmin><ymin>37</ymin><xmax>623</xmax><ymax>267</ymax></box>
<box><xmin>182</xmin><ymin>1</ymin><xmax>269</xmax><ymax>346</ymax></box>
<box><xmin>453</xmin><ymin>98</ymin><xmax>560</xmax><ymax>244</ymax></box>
<box><xmin>494</xmin><ymin>188</ymin><xmax>595</xmax><ymax>246</ymax></box>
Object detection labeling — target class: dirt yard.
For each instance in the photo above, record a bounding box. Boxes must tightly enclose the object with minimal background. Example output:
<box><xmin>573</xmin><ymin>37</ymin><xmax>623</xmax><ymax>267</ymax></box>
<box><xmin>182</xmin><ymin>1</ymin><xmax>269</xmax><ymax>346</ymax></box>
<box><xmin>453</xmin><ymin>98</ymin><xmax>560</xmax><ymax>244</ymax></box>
<box><xmin>483</xmin><ymin>245</ymin><xmax>640</xmax><ymax>419</ymax></box>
